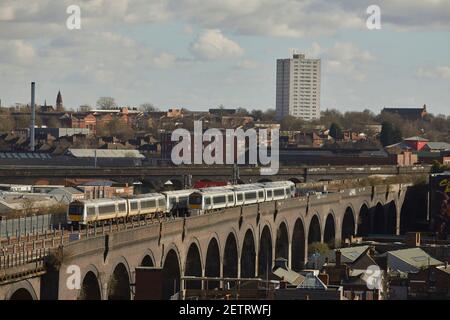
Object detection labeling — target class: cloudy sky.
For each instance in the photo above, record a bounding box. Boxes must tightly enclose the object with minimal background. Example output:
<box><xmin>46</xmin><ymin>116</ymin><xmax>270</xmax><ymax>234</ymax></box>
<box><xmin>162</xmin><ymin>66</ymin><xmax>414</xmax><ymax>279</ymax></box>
<box><xmin>1</xmin><ymin>0</ymin><xmax>449</xmax><ymax>115</ymax></box>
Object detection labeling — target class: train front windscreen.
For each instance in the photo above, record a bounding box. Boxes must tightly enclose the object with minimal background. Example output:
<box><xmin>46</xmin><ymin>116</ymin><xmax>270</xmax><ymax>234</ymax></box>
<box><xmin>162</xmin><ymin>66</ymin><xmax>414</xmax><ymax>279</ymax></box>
<box><xmin>430</xmin><ymin>173</ymin><xmax>450</xmax><ymax>240</ymax></box>
<box><xmin>68</xmin><ymin>202</ymin><xmax>84</xmax><ymax>222</ymax></box>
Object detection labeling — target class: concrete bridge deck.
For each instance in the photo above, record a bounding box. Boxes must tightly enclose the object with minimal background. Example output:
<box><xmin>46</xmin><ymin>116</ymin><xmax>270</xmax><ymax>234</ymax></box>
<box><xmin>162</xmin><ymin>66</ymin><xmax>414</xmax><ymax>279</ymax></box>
<box><xmin>0</xmin><ymin>165</ymin><xmax>431</xmax><ymax>185</ymax></box>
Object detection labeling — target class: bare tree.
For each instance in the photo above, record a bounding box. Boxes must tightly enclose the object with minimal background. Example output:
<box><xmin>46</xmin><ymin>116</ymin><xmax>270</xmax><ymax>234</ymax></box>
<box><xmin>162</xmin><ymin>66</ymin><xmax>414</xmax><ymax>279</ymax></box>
<box><xmin>139</xmin><ymin>103</ymin><xmax>159</xmax><ymax>112</ymax></box>
<box><xmin>22</xmin><ymin>198</ymin><xmax>35</xmax><ymax>217</ymax></box>
<box><xmin>96</xmin><ymin>97</ymin><xmax>117</xmax><ymax>110</ymax></box>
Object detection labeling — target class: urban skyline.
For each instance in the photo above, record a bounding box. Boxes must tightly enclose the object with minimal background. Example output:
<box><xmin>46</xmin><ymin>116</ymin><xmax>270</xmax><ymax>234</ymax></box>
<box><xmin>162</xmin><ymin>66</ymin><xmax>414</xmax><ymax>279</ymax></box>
<box><xmin>0</xmin><ymin>1</ymin><xmax>450</xmax><ymax>115</ymax></box>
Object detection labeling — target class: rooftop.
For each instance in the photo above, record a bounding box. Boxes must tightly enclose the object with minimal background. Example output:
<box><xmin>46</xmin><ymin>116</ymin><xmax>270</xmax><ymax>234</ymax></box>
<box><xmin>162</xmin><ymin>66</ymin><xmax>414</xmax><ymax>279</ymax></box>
<box><xmin>425</xmin><ymin>142</ymin><xmax>450</xmax><ymax>150</ymax></box>
<box><xmin>272</xmin><ymin>267</ymin><xmax>305</xmax><ymax>286</ymax></box>
<box><xmin>49</xmin><ymin>187</ymin><xmax>83</xmax><ymax>195</ymax></box>
<box><xmin>404</xmin><ymin>136</ymin><xmax>429</xmax><ymax>142</ymax></box>
<box><xmin>296</xmin><ymin>272</ymin><xmax>328</xmax><ymax>290</ymax></box>
<box><xmin>67</xmin><ymin>148</ymin><xmax>145</xmax><ymax>159</ymax></box>
<box><xmin>79</xmin><ymin>180</ymin><xmax>116</xmax><ymax>187</ymax></box>
<box><xmin>327</xmin><ymin>245</ymin><xmax>370</xmax><ymax>264</ymax></box>
<box><xmin>388</xmin><ymin>247</ymin><xmax>442</xmax><ymax>269</ymax></box>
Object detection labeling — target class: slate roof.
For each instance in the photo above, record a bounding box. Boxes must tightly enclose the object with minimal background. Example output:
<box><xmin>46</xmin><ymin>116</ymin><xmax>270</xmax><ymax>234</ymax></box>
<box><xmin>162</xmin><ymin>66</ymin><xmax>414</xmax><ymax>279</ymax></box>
<box><xmin>388</xmin><ymin>248</ymin><xmax>442</xmax><ymax>270</ymax></box>
<box><xmin>297</xmin><ymin>272</ymin><xmax>328</xmax><ymax>290</ymax></box>
<box><xmin>404</xmin><ymin>136</ymin><xmax>429</xmax><ymax>142</ymax></box>
<box><xmin>272</xmin><ymin>267</ymin><xmax>305</xmax><ymax>286</ymax></box>
<box><xmin>424</xmin><ymin>142</ymin><xmax>450</xmax><ymax>151</ymax></box>
<box><xmin>382</xmin><ymin>107</ymin><xmax>427</xmax><ymax>120</ymax></box>
<box><xmin>327</xmin><ymin>246</ymin><xmax>370</xmax><ymax>264</ymax></box>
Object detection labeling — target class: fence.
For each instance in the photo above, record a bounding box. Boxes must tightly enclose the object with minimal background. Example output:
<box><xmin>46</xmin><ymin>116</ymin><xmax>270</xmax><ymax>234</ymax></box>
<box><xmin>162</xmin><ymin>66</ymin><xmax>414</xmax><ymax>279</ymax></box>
<box><xmin>0</xmin><ymin>213</ymin><xmax>67</xmax><ymax>238</ymax></box>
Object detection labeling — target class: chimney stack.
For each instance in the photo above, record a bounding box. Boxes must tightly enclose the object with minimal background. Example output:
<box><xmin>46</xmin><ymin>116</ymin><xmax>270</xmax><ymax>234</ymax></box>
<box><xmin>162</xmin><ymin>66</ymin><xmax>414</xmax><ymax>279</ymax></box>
<box><xmin>30</xmin><ymin>82</ymin><xmax>36</xmax><ymax>152</ymax></box>
<box><xmin>406</xmin><ymin>232</ymin><xmax>421</xmax><ymax>247</ymax></box>
<box><xmin>274</xmin><ymin>257</ymin><xmax>288</xmax><ymax>270</ymax></box>
<box><xmin>335</xmin><ymin>250</ymin><xmax>342</xmax><ymax>267</ymax></box>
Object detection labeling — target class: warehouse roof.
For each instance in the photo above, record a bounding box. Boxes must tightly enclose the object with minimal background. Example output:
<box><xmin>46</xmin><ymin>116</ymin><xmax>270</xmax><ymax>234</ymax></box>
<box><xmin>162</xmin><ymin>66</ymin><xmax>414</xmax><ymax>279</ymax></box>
<box><xmin>404</xmin><ymin>136</ymin><xmax>429</xmax><ymax>142</ymax></box>
<box><xmin>388</xmin><ymin>248</ymin><xmax>442</xmax><ymax>269</ymax></box>
<box><xmin>424</xmin><ymin>142</ymin><xmax>450</xmax><ymax>150</ymax></box>
<box><xmin>272</xmin><ymin>268</ymin><xmax>305</xmax><ymax>286</ymax></box>
<box><xmin>49</xmin><ymin>187</ymin><xmax>83</xmax><ymax>195</ymax></box>
<box><xmin>0</xmin><ymin>152</ymin><xmax>52</xmax><ymax>160</ymax></box>
<box><xmin>67</xmin><ymin>149</ymin><xmax>144</xmax><ymax>159</ymax></box>
<box><xmin>327</xmin><ymin>245</ymin><xmax>370</xmax><ymax>264</ymax></box>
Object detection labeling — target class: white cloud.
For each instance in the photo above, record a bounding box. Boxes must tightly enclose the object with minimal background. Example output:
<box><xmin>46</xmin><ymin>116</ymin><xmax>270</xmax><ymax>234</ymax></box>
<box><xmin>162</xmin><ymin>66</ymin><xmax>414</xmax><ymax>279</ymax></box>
<box><xmin>0</xmin><ymin>39</ymin><xmax>36</xmax><ymax>65</ymax></box>
<box><xmin>1</xmin><ymin>1</ymin><xmax>450</xmax><ymax>43</ymax></box>
<box><xmin>183</xmin><ymin>24</ymin><xmax>194</xmax><ymax>35</ymax></box>
<box><xmin>417</xmin><ymin>66</ymin><xmax>450</xmax><ymax>79</ymax></box>
<box><xmin>236</xmin><ymin>59</ymin><xmax>259</xmax><ymax>69</ymax></box>
<box><xmin>152</xmin><ymin>53</ymin><xmax>177</xmax><ymax>69</ymax></box>
<box><xmin>189</xmin><ymin>29</ymin><xmax>243</xmax><ymax>60</ymax></box>
<box><xmin>307</xmin><ymin>42</ymin><xmax>376</xmax><ymax>82</ymax></box>
<box><xmin>0</xmin><ymin>5</ymin><xmax>15</xmax><ymax>21</ymax></box>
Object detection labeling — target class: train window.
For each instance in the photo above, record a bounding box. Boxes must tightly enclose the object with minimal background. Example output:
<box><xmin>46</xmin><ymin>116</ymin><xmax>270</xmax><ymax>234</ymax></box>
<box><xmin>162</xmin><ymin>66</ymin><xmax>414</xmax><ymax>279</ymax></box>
<box><xmin>69</xmin><ymin>204</ymin><xmax>84</xmax><ymax>215</ymax></box>
<box><xmin>245</xmin><ymin>192</ymin><xmax>257</xmax><ymax>200</ymax></box>
<box><xmin>228</xmin><ymin>195</ymin><xmax>234</xmax><ymax>202</ymax></box>
<box><xmin>285</xmin><ymin>188</ymin><xmax>291</xmax><ymax>196</ymax></box>
<box><xmin>213</xmin><ymin>195</ymin><xmax>226</xmax><ymax>204</ymax></box>
<box><xmin>258</xmin><ymin>191</ymin><xmax>264</xmax><ymax>198</ymax></box>
<box><xmin>267</xmin><ymin>190</ymin><xmax>273</xmax><ymax>197</ymax></box>
<box><xmin>237</xmin><ymin>193</ymin><xmax>243</xmax><ymax>201</ymax></box>
<box><xmin>159</xmin><ymin>198</ymin><xmax>167</xmax><ymax>207</ymax></box>
<box><xmin>98</xmin><ymin>205</ymin><xmax>115</xmax><ymax>215</ymax></box>
<box><xmin>205</xmin><ymin>197</ymin><xmax>211</xmax><ymax>205</ymax></box>
<box><xmin>179</xmin><ymin>196</ymin><xmax>188</xmax><ymax>206</ymax></box>
<box><xmin>118</xmin><ymin>203</ymin><xmax>126</xmax><ymax>212</ymax></box>
<box><xmin>189</xmin><ymin>194</ymin><xmax>202</xmax><ymax>205</ymax></box>
<box><xmin>142</xmin><ymin>200</ymin><xmax>156</xmax><ymax>209</ymax></box>
<box><xmin>274</xmin><ymin>189</ymin><xmax>285</xmax><ymax>197</ymax></box>
<box><xmin>87</xmin><ymin>207</ymin><xmax>96</xmax><ymax>216</ymax></box>
<box><xmin>130</xmin><ymin>202</ymin><xmax>138</xmax><ymax>210</ymax></box>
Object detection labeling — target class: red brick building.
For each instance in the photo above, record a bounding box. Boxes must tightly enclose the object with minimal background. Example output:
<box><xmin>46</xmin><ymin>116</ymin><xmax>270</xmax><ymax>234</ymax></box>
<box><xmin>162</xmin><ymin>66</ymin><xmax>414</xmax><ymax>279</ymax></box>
<box><xmin>404</xmin><ymin>136</ymin><xmax>429</xmax><ymax>151</ymax></box>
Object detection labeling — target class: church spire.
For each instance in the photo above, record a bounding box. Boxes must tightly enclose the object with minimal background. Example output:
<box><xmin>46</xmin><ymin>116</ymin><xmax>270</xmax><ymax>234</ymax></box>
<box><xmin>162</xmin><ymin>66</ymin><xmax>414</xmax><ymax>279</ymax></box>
<box><xmin>56</xmin><ymin>90</ymin><xmax>63</xmax><ymax>110</ymax></box>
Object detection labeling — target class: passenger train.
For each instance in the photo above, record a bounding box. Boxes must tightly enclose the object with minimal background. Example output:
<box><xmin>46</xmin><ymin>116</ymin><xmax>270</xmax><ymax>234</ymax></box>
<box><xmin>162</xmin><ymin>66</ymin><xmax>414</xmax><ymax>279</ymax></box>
<box><xmin>67</xmin><ymin>181</ymin><xmax>296</xmax><ymax>225</ymax></box>
<box><xmin>188</xmin><ymin>181</ymin><xmax>295</xmax><ymax>214</ymax></box>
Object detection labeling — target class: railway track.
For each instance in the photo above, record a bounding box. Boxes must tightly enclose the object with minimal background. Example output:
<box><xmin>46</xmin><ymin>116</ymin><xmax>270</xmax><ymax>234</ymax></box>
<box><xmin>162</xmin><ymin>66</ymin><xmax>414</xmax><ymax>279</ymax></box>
<box><xmin>0</xmin><ymin>215</ymin><xmax>177</xmax><ymax>270</ymax></box>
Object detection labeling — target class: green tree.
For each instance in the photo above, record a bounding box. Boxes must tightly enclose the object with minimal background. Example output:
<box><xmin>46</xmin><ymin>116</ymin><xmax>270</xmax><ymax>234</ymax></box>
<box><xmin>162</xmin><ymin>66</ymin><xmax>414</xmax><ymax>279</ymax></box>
<box><xmin>261</xmin><ymin>109</ymin><xmax>276</xmax><ymax>121</ymax></box>
<box><xmin>318</xmin><ymin>109</ymin><xmax>344</xmax><ymax>128</ymax></box>
<box><xmin>280</xmin><ymin>115</ymin><xmax>305</xmax><ymax>131</ymax></box>
<box><xmin>380</xmin><ymin>121</ymin><xmax>402</xmax><ymax>146</ymax></box>
<box><xmin>329</xmin><ymin>122</ymin><xmax>343</xmax><ymax>140</ymax></box>
<box><xmin>250</xmin><ymin>109</ymin><xmax>263</xmax><ymax>121</ymax></box>
<box><xmin>308</xmin><ymin>242</ymin><xmax>330</xmax><ymax>255</ymax></box>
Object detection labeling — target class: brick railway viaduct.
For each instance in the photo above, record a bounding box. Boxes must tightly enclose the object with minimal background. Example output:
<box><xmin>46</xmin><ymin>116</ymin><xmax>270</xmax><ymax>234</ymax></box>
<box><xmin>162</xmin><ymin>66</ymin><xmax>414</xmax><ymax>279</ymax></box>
<box><xmin>1</xmin><ymin>182</ymin><xmax>414</xmax><ymax>300</ymax></box>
